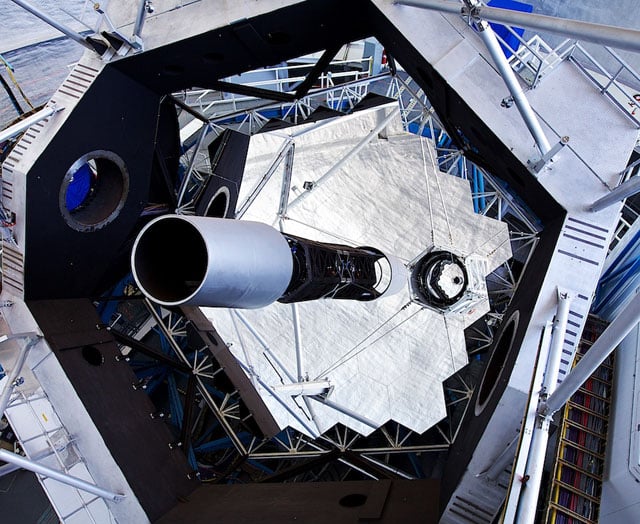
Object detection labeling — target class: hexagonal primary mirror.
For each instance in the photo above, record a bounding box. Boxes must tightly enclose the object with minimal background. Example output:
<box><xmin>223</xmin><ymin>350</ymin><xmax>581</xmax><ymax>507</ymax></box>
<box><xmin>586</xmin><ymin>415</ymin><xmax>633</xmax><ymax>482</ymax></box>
<box><xmin>193</xmin><ymin>109</ymin><xmax>511</xmax><ymax>437</ymax></box>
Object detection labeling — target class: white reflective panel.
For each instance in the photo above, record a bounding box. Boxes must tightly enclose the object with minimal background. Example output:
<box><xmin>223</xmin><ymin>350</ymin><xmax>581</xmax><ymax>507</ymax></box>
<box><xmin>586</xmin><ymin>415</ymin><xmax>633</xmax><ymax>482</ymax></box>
<box><xmin>205</xmin><ymin>109</ymin><xmax>511</xmax><ymax>437</ymax></box>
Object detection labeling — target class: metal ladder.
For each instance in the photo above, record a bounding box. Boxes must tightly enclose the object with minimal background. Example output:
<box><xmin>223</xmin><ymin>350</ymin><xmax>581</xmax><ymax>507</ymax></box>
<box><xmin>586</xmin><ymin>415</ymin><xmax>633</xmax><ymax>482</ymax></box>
<box><xmin>544</xmin><ymin>316</ymin><xmax>613</xmax><ymax>524</ymax></box>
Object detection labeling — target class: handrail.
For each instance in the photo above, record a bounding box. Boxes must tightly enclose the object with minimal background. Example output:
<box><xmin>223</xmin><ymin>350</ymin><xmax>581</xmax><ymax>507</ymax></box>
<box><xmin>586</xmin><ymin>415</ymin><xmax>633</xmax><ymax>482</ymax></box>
<box><xmin>182</xmin><ymin>58</ymin><xmax>372</xmax><ymax>97</ymax></box>
<box><xmin>569</xmin><ymin>44</ymin><xmax>640</xmax><ymax>128</ymax></box>
<box><xmin>174</xmin><ymin>70</ymin><xmax>390</xmax><ymax>128</ymax></box>
<box><xmin>445</xmin><ymin>4</ymin><xmax>640</xmax><ymax>125</ymax></box>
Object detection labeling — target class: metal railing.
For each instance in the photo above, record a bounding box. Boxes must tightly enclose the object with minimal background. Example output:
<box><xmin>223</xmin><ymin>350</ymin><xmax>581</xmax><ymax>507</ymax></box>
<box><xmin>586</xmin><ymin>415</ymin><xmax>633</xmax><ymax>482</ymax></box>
<box><xmin>466</xmin><ymin>15</ymin><xmax>640</xmax><ymax>129</ymax></box>
<box><xmin>176</xmin><ymin>58</ymin><xmax>374</xmax><ymax>120</ymax></box>
<box><xmin>506</xmin><ymin>34</ymin><xmax>575</xmax><ymax>87</ymax></box>
<box><xmin>568</xmin><ymin>43</ymin><xmax>640</xmax><ymax>128</ymax></box>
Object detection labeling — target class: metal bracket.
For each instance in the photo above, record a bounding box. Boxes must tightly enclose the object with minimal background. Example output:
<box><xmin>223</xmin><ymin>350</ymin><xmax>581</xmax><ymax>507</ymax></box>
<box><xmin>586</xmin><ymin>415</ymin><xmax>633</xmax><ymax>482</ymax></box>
<box><xmin>528</xmin><ymin>136</ymin><xmax>570</xmax><ymax>173</ymax></box>
<box><xmin>0</xmin><ymin>103</ymin><xmax>63</xmax><ymax>143</ymax></box>
<box><xmin>0</xmin><ymin>332</ymin><xmax>41</xmax><ymax>417</ymax></box>
<box><xmin>273</xmin><ymin>380</ymin><xmax>333</xmax><ymax>398</ymax></box>
<box><xmin>94</xmin><ymin>6</ymin><xmax>138</xmax><ymax>55</ymax></box>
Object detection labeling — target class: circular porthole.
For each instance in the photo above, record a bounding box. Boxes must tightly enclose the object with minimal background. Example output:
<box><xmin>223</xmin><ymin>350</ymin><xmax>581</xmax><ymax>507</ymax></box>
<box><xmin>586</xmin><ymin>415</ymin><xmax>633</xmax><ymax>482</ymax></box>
<box><xmin>205</xmin><ymin>186</ymin><xmax>230</xmax><ymax>218</ymax></box>
<box><xmin>59</xmin><ymin>150</ymin><xmax>129</xmax><ymax>232</ymax></box>
<box><xmin>81</xmin><ymin>345</ymin><xmax>104</xmax><ymax>367</ymax></box>
<box><xmin>475</xmin><ymin>311</ymin><xmax>519</xmax><ymax>415</ymax></box>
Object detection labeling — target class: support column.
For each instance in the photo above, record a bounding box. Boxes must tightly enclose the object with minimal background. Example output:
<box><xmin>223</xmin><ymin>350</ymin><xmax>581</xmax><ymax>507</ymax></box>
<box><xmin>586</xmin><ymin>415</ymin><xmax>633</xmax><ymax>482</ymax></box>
<box><xmin>394</xmin><ymin>0</ymin><xmax>640</xmax><ymax>52</ymax></box>
<box><xmin>475</xmin><ymin>19</ymin><xmax>551</xmax><ymax>155</ymax></box>
<box><xmin>516</xmin><ymin>289</ymin><xmax>571</xmax><ymax>524</ymax></box>
<box><xmin>540</xmin><ymin>290</ymin><xmax>640</xmax><ymax>417</ymax></box>
<box><xmin>0</xmin><ymin>449</ymin><xmax>124</xmax><ymax>502</ymax></box>
<box><xmin>590</xmin><ymin>176</ymin><xmax>640</xmax><ymax>212</ymax></box>
<box><xmin>9</xmin><ymin>0</ymin><xmax>106</xmax><ymax>54</ymax></box>
<box><xmin>0</xmin><ymin>333</ymin><xmax>40</xmax><ymax>417</ymax></box>
<box><xmin>0</xmin><ymin>105</ymin><xmax>61</xmax><ymax>143</ymax></box>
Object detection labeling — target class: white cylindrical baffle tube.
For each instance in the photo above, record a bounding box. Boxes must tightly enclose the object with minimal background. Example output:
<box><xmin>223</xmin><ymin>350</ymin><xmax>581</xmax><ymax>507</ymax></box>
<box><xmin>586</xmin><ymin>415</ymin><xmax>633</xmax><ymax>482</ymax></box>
<box><xmin>132</xmin><ymin>215</ymin><xmax>293</xmax><ymax>308</ymax></box>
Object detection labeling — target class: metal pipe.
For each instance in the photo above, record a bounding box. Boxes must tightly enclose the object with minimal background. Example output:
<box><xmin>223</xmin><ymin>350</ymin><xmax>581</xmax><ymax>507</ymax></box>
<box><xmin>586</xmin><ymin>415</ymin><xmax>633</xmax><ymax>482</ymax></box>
<box><xmin>8</xmin><ymin>0</ymin><xmax>99</xmax><ymax>52</ymax></box>
<box><xmin>292</xmin><ymin>304</ymin><xmax>304</xmax><ymax>381</ymax></box>
<box><xmin>0</xmin><ymin>462</ymin><xmax>21</xmax><ymax>478</ymax></box>
<box><xmin>287</xmin><ymin>106</ymin><xmax>400</xmax><ymax>210</ymax></box>
<box><xmin>395</xmin><ymin>0</ymin><xmax>465</xmax><ymax>15</ymax></box>
<box><xmin>0</xmin><ymin>449</ymin><xmax>124</xmax><ymax>502</ymax></box>
<box><xmin>277</xmin><ymin>142</ymin><xmax>296</xmax><ymax>216</ymax></box>
<box><xmin>176</xmin><ymin>125</ymin><xmax>210</xmax><ymax>208</ymax></box>
<box><xmin>590</xmin><ymin>176</ymin><xmax>640</xmax><ymax>212</ymax></box>
<box><xmin>394</xmin><ymin>0</ymin><xmax>640</xmax><ymax>52</ymax></box>
<box><xmin>234</xmin><ymin>311</ymin><xmax>297</xmax><ymax>383</ymax></box>
<box><xmin>0</xmin><ymin>105</ymin><xmax>60</xmax><ymax>143</ymax></box>
<box><xmin>476</xmin><ymin>20</ymin><xmax>551</xmax><ymax>155</ymax></box>
<box><xmin>0</xmin><ymin>334</ymin><xmax>39</xmax><ymax>417</ymax></box>
<box><xmin>237</xmin><ymin>361</ymin><xmax>319</xmax><ymax>437</ymax></box>
<box><xmin>542</xmin><ymin>290</ymin><xmax>572</xmax><ymax>399</ymax></box>
<box><xmin>274</xmin><ymin>380</ymin><xmax>331</xmax><ymax>396</ymax></box>
<box><xmin>516</xmin><ymin>289</ymin><xmax>571</xmax><ymax>524</ymax></box>
<box><xmin>0</xmin><ymin>344</ymin><xmax>30</xmax><ymax>418</ymax></box>
<box><xmin>540</xmin><ymin>290</ymin><xmax>640</xmax><ymax>417</ymax></box>
<box><xmin>133</xmin><ymin>0</ymin><xmax>151</xmax><ymax>42</ymax></box>
<box><xmin>236</xmin><ymin>140</ymin><xmax>292</xmax><ymax>219</ymax></box>
<box><xmin>484</xmin><ymin>435</ymin><xmax>518</xmax><ymax>482</ymax></box>
<box><xmin>311</xmin><ymin>396</ymin><xmax>379</xmax><ymax>430</ymax></box>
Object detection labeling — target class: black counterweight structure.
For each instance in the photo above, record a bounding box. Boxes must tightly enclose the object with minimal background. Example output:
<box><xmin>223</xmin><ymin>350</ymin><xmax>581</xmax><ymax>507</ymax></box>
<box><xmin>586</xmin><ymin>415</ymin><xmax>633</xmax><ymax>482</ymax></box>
<box><xmin>131</xmin><ymin>215</ymin><xmax>404</xmax><ymax>308</ymax></box>
<box><xmin>280</xmin><ymin>235</ymin><xmax>391</xmax><ymax>303</ymax></box>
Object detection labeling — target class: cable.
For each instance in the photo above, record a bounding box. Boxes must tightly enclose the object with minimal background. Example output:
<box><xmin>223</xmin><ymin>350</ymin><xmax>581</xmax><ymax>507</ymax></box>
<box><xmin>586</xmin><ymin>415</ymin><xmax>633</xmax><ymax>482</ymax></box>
<box><xmin>0</xmin><ymin>54</ymin><xmax>34</xmax><ymax>111</ymax></box>
<box><xmin>315</xmin><ymin>302</ymin><xmax>418</xmax><ymax>378</ymax></box>
<box><xmin>282</xmin><ymin>215</ymin><xmax>360</xmax><ymax>246</ymax></box>
<box><xmin>427</xmin><ymin>138</ymin><xmax>454</xmax><ymax>247</ymax></box>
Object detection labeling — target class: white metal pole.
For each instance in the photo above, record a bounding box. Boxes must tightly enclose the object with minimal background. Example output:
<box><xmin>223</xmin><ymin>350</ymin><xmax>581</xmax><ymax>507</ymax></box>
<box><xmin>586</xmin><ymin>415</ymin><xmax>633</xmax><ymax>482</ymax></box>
<box><xmin>133</xmin><ymin>0</ymin><xmax>152</xmax><ymax>42</ymax></box>
<box><xmin>515</xmin><ymin>289</ymin><xmax>571</xmax><ymax>524</ymax></box>
<box><xmin>394</xmin><ymin>0</ymin><xmax>640</xmax><ymax>52</ymax></box>
<box><xmin>9</xmin><ymin>0</ymin><xmax>99</xmax><ymax>52</ymax></box>
<box><xmin>233</xmin><ymin>310</ymin><xmax>297</xmax><ymax>383</ymax></box>
<box><xmin>0</xmin><ymin>449</ymin><xmax>125</xmax><ymax>502</ymax></box>
<box><xmin>292</xmin><ymin>303</ymin><xmax>304</xmax><ymax>381</ymax></box>
<box><xmin>236</xmin><ymin>140</ymin><xmax>292</xmax><ymax>219</ymax></box>
<box><xmin>0</xmin><ymin>344</ymin><xmax>30</xmax><ymax>417</ymax></box>
<box><xmin>0</xmin><ymin>333</ymin><xmax>40</xmax><ymax>417</ymax></box>
<box><xmin>476</xmin><ymin>20</ymin><xmax>551</xmax><ymax>155</ymax></box>
<box><xmin>0</xmin><ymin>462</ymin><xmax>21</xmax><ymax>478</ymax></box>
<box><xmin>287</xmin><ymin>106</ymin><xmax>400</xmax><ymax>210</ymax></box>
<box><xmin>236</xmin><ymin>360</ymin><xmax>319</xmax><ymax>437</ymax></box>
<box><xmin>0</xmin><ymin>105</ymin><xmax>61</xmax><ymax>143</ymax></box>
<box><xmin>311</xmin><ymin>396</ymin><xmax>379</xmax><ymax>430</ymax></box>
<box><xmin>590</xmin><ymin>176</ymin><xmax>640</xmax><ymax>212</ymax></box>
<box><xmin>485</xmin><ymin>435</ymin><xmax>518</xmax><ymax>482</ymax></box>
<box><xmin>540</xmin><ymin>290</ymin><xmax>640</xmax><ymax>418</ymax></box>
